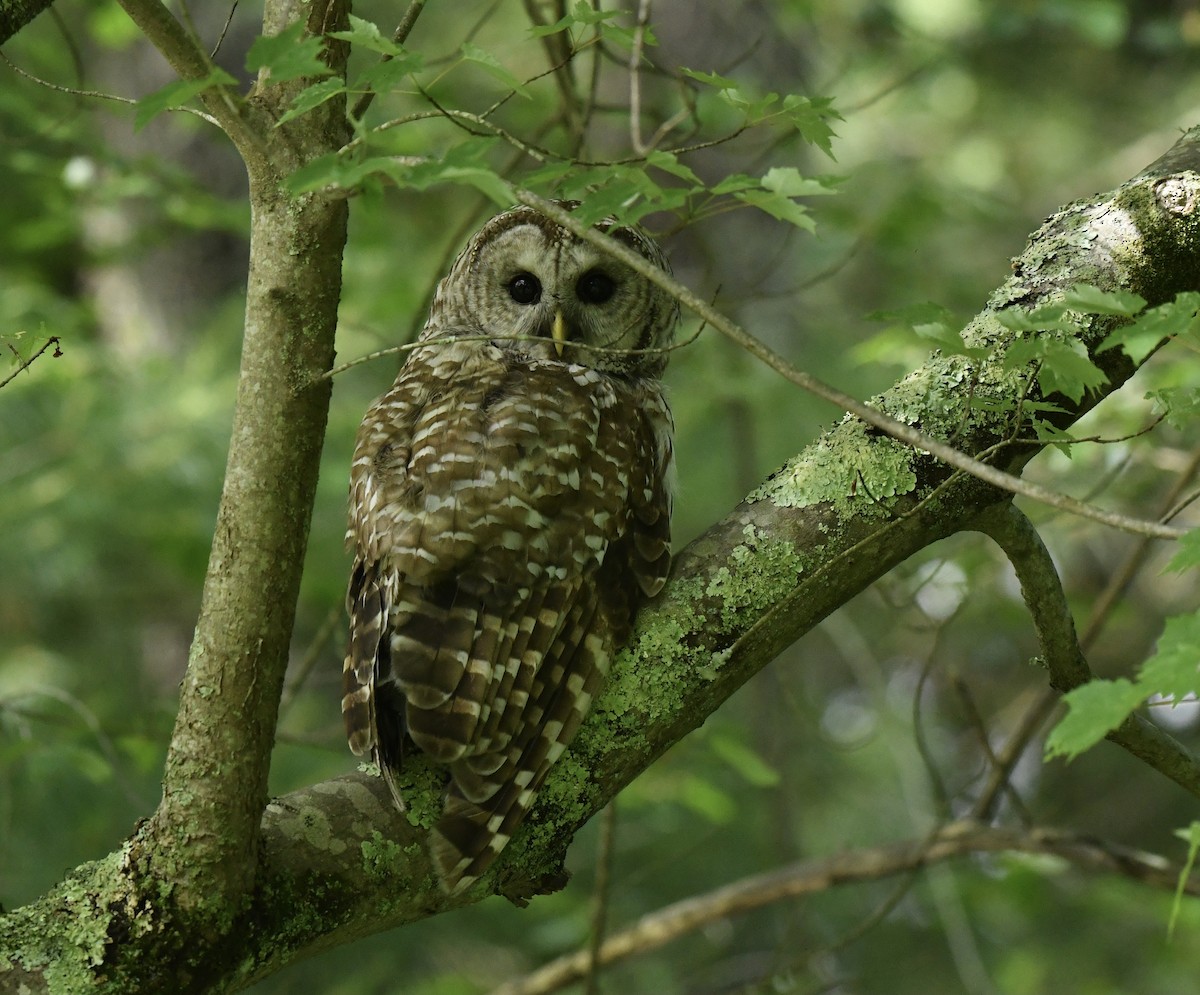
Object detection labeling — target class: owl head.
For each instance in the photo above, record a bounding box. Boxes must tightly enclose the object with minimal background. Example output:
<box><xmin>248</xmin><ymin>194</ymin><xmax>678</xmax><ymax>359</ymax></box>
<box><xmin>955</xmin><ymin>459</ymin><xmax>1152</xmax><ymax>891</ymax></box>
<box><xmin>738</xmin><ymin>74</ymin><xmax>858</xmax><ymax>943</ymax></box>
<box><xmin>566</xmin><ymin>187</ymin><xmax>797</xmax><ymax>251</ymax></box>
<box><xmin>425</xmin><ymin>202</ymin><xmax>679</xmax><ymax>376</ymax></box>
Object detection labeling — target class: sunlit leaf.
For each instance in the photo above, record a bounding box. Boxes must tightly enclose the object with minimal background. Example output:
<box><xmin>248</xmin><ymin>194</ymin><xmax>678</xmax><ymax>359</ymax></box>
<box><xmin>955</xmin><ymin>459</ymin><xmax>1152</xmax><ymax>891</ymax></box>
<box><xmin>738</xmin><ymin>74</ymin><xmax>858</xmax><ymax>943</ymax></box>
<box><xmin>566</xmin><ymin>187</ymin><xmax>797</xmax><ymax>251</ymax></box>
<box><xmin>246</xmin><ymin>22</ymin><xmax>331</xmax><ymax>83</ymax></box>
<box><xmin>1004</xmin><ymin>336</ymin><xmax>1107</xmax><ymax>402</ymax></box>
<box><xmin>1099</xmin><ymin>292</ymin><xmax>1200</xmax><ymax>364</ymax></box>
<box><xmin>328</xmin><ymin>14</ymin><xmax>409</xmax><ymax>56</ymax></box>
<box><xmin>1135</xmin><ymin>613</ymin><xmax>1200</xmax><ymax>701</ymax></box>
<box><xmin>734</xmin><ymin>189</ymin><xmax>815</xmax><ymax>231</ymax></box>
<box><xmin>760</xmin><ymin>166</ymin><xmax>834</xmax><ymax>198</ymax></box>
<box><xmin>134</xmin><ymin>69</ymin><xmax>238</xmax><ymax>131</ymax></box>
<box><xmin>1062</xmin><ymin>283</ymin><xmax>1146</xmax><ymax>316</ymax></box>
<box><xmin>460</xmin><ymin>43</ymin><xmax>531</xmax><ymax>98</ymax></box>
<box><xmin>1045</xmin><ymin>678</ymin><xmax>1144</xmax><ymax>760</ymax></box>
<box><xmin>1166</xmin><ymin>530</ymin><xmax>1200</xmax><ymax>574</ymax></box>
<box><xmin>276</xmin><ymin>78</ymin><xmax>347</xmax><ymax>126</ymax></box>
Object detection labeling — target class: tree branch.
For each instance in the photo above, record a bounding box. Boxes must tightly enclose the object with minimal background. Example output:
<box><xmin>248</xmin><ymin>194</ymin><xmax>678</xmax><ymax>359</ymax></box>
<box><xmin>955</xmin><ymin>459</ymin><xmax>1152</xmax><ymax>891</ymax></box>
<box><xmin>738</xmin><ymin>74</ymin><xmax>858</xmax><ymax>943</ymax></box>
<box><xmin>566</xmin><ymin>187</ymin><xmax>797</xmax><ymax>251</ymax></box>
<box><xmin>5</xmin><ymin>94</ymin><xmax>1200</xmax><ymax>995</ymax></box>
<box><xmin>975</xmin><ymin>503</ymin><xmax>1200</xmax><ymax>799</ymax></box>
<box><xmin>486</xmin><ymin>821</ymin><xmax>1199</xmax><ymax>995</ymax></box>
<box><xmin>112</xmin><ymin>0</ymin><xmax>266</xmax><ymax>162</ymax></box>
<box><xmin>0</xmin><ymin>336</ymin><xmax>60</xmax><ymax>389</ymax></box>
<box><xmin>0</xmin><ymin>0</ymin><xmax>53</xmax><ymax>45</ymax></box>
<box><xmin>513</xmin><ymin>162</ymin><xmax>1200</xmax><ymax>541</ymax></box>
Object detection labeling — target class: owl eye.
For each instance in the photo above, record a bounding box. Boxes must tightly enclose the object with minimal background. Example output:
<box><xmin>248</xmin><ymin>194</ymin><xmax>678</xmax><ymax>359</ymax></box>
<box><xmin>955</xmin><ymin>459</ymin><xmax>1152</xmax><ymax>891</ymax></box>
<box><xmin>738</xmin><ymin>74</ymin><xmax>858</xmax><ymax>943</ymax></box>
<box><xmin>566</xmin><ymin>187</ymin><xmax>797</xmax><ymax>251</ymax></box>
<box><xmin>576</xmin><ymin>270</ymin><xmax>616</xmax><ymax>305</ymax></box>
<box><xmin>507</xmin><ymin>272</ymin><xmax>542</xmax><ymax>305</ymax></box>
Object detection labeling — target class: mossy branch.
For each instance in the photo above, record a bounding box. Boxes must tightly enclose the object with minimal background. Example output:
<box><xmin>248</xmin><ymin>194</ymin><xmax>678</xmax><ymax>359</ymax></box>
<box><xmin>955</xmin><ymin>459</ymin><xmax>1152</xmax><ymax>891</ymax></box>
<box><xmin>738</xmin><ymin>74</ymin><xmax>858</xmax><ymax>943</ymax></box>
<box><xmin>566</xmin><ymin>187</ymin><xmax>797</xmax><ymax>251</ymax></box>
<box><xmin>4</xmin><ymin>98</ymin><xmax>1200</xmax><ymax>995</ymax></box>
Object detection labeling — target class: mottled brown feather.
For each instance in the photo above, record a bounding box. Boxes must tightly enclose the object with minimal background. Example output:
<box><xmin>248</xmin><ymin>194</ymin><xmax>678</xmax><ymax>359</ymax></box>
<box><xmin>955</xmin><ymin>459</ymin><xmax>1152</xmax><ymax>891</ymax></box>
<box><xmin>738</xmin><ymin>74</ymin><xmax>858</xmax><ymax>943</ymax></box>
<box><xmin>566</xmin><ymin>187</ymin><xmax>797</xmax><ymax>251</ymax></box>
<box><xmin>343</xmin><ymin>203</ymin><xmax>676</xmax><ymax>893</ymax></box>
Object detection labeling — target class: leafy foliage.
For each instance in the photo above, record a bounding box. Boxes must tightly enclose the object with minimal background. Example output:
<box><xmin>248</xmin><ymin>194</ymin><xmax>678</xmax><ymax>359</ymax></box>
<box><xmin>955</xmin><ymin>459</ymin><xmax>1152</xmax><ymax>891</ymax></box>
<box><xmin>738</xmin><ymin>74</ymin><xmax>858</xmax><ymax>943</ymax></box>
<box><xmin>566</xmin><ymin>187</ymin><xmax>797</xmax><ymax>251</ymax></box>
<box><xmin>4</xmin><ymin>1</ymin><xmax>1200</xmax><ymax>993</ymax></box>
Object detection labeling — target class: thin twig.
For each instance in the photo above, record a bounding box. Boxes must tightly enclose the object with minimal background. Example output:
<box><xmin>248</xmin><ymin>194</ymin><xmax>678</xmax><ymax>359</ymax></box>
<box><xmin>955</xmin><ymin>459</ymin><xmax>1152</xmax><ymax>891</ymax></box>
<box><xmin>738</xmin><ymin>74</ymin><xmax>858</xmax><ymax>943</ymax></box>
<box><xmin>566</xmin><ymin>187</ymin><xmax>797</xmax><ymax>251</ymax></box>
<box><xmin>584</xmin><ymin>802</ymin><xmax>618</xmax><ymax>995</ymax></box>
<box><xmin>318</xmin><ymin>321</ymin><xmax>705</xmax><ymax>382</ymax></box>
<box><xmin>210</xmin><ymin>0</ymin><xmax>240</xmax><ymax>59</ymax></box>
<box><xmin>627</xmin><ymin>0</ymin><xmax>651</xmax><ymax>155</ymax></box>
<box><xmin>512</xmin><ymin>191</ymin><xmax>1187</xmax><ymax>541</ymax></box>
<box><xmin>485</xmin><ymin>821</ymin><xmax>1196</xmax><ymax>995</ymax></box>
<box><xmin>0</xmin><ymin>337</ymin><xmax>62</xmax><ymax>390</ymax></box>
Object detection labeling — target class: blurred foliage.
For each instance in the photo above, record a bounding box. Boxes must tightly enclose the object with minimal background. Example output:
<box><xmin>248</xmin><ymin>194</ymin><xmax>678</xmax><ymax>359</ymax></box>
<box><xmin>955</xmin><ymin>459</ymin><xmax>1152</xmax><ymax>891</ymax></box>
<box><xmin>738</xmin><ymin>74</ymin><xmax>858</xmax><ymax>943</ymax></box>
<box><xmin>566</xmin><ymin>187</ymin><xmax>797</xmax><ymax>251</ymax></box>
<box><xmin>3</xmin><ymin>0</ymin><xmax>1200</xmax><ymax>993</ymax></box>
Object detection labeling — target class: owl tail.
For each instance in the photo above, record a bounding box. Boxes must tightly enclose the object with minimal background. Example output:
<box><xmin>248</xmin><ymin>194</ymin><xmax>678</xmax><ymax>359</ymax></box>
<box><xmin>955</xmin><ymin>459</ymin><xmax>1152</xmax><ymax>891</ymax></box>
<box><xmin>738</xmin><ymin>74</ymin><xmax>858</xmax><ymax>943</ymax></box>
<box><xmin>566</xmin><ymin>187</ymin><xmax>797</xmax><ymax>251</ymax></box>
<box><xmin>430</xmin><ymin>639</ymin><xmax>609</xmax><ymax>893</ymax></box>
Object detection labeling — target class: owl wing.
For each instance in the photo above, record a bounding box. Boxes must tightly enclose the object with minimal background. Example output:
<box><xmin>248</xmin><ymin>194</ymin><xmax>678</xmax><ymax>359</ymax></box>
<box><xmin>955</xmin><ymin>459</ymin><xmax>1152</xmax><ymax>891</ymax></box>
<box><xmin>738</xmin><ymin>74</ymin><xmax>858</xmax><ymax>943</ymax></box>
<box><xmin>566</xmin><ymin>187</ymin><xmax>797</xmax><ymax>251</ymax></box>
<box><xmin>343</xmin><ymin>342</ymin><xmax>673</xmax><ymax>892</ymax></box>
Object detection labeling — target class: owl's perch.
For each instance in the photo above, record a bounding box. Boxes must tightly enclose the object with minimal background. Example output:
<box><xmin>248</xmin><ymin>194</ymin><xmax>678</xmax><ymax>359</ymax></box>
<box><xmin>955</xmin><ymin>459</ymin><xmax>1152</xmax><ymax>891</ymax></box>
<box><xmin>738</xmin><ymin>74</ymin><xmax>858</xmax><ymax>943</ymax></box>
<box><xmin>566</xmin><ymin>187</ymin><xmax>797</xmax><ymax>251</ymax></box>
<box><xmin>211</xmin><ymin>128</ymin><xmax>1200</xmax><ymax>984</ymax></box>
<box><xmin>5</xmin><ymin>116</ymin><xmax>1200</xmax><ymax>995</ymax></box>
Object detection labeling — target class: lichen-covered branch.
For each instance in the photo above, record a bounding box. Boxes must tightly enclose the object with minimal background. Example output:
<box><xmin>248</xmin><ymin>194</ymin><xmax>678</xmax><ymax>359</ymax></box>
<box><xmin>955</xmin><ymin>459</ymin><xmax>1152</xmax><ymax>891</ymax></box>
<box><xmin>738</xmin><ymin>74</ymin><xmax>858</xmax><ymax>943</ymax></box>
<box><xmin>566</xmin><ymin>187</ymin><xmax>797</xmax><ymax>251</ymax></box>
<box><xmin>4</xmin><ymin>108</ymin><xmax>1200</xmax><ymax>995</ymax></box>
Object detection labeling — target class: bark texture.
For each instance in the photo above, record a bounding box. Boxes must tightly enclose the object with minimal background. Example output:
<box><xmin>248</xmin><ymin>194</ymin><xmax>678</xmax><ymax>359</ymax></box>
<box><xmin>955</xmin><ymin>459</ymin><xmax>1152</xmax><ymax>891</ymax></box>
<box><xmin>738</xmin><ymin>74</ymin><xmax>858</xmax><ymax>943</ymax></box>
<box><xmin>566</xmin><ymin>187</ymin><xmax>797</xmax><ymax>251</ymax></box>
<box><xmin>2</xmin><ymin>6</ymin><xmax>1200</xmax><ymax>983</ymax></box>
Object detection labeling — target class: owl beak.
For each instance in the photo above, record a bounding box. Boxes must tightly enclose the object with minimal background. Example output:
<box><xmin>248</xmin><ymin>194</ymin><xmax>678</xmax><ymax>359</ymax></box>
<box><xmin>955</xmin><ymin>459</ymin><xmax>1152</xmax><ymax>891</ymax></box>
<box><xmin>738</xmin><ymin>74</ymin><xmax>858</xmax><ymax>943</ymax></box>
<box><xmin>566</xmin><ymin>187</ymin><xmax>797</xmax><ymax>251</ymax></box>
<box><xmin>551</xmin><ymin>309</ymin><xmax>567</xmax><ymax>357</ymax></box>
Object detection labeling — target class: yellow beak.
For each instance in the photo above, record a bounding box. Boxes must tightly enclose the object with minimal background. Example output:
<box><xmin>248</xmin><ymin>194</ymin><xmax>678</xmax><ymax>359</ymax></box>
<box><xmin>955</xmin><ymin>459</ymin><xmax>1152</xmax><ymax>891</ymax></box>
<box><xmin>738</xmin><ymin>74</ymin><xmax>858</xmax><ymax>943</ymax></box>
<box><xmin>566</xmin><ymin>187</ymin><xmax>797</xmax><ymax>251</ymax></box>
<box><xmin>551</xmin><ymin>310</ymin><xmax>567</xmax><ymax>357</ymax></box>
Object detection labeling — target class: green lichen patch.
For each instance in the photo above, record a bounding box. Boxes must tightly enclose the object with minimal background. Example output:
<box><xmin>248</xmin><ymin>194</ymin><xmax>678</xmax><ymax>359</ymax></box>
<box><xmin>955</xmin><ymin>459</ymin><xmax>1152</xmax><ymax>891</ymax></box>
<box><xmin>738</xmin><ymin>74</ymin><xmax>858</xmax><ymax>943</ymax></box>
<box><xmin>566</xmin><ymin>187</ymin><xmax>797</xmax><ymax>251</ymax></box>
<box><xmin>0</xmin><ymin>851</ymin><xmax>131</xmax><ymax>994</ymax></box>
<box><xmin>753</xmin><ymin>419</ymin><xmax>917</xmax><ymax>514</ymax></box>
<box><xmin>702</xmin><ymin>524</ymin><xmax>807</xmax><ymax>635</ymax></box>
<box><xmin>361</xmin><ymin>831</ymin><xmax>405</xmax><ymax>881</ymax></box>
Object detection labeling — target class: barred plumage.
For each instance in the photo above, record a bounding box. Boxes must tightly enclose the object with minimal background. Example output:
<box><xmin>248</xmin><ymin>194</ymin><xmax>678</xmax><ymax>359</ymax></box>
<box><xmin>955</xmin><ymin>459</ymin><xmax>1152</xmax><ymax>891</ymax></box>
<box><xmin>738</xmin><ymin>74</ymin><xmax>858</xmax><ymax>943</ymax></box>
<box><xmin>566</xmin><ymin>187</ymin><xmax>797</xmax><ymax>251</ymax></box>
<box><xmin>343</xmin><ymin>203</ymin><xmax>677</xmax><ymax>893</ymax></box>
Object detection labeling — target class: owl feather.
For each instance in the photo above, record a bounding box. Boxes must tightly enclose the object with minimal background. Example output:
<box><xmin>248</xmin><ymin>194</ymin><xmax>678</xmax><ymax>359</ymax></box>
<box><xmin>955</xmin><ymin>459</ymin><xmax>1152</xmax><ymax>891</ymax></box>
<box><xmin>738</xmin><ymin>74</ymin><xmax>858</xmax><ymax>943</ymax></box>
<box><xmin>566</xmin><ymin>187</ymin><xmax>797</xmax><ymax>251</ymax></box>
<box><xmin>343</xmin><ymin>203</ymin><xmax>677</xmax><ymax>894</ymax></box>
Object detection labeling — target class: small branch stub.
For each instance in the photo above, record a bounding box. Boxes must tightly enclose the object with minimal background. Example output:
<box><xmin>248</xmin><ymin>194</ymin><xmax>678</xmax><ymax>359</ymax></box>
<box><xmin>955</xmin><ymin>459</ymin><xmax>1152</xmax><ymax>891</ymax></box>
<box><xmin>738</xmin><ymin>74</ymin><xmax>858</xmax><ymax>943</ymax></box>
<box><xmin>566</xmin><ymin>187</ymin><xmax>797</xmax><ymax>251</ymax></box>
<box><xmin>1154</xmin><ymin>174</ymin><xmax>1199</xmax><ymax>215</ymax></box>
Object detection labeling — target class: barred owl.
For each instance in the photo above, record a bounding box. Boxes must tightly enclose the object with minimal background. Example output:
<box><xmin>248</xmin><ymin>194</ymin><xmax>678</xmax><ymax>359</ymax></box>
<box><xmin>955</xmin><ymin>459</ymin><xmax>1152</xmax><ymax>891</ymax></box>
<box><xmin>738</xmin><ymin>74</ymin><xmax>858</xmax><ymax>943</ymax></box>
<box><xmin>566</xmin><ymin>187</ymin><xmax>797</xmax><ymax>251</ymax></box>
<box><xmin>342</xmin><ymin>202</ymin><xmax>678</xmax><ymax>893</ymax></box>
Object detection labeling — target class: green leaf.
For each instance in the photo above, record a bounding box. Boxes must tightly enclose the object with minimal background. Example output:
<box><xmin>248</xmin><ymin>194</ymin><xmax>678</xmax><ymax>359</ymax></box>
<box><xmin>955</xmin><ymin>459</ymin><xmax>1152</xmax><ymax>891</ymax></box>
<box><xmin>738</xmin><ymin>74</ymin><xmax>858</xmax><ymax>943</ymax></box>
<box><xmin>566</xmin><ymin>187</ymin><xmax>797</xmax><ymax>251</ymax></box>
<box><xmin>760</xmin><ymin>166</ymin><xmax>835</xmax><ymax>198</ymax></box>
<box><xmin>709</xmin><ymin>173</ymin><xmax>760</xmax><ymax>196</ymax></box>
<box><xmin>529</xmin><ymin>0</ymin><xmax>618</xmax><ymax>36</ymax></box>
<box><xmin>734</xmin><ymin>189</ymin><xmax>815</xmax><ymax>232</ymax></box>
<box><xmin>996</xmin><ymin>305</ymin><xmax>1078</xmax><ymax>333</ymax></box>
<box><xmin>381</xmin><ymin>141</ymin><xmax>515</xmax><ymax>205</ymax></box>
<box><xmin>276</xmin><ymin>77</ymin><xmax>346</xmax><ymax>126</ymax></box>
<box><xmin>1004</xmin><ymin>336</ymin><xmax>1107</xmax><ymax>403</ymax></box>
<box><xmin>1036</xmin><ymin>339</ymin><xmax>1108</xmax><ymax>402</ymax></box>
<box><xmin>1135</xmin><ymin>613</ymin><xmax>1200</xmax><ymax>701</ymax></box>
<box><xmin>780</xmin><ymin>94</ymin><xmax>841</xmax><ymax>157</ymax></box>
<box><xmin>1061</xmin><ymin>283</ymin><xmax>1146</xmax><ymax>317</ymax></box>
<box><xmin>246</xmin><ymin>22</ymin><xmax>332</xmax><ymax>83</ymax></box>
<box><xmin>1098</xmin><ymin>292</ymin><xmax>1200</xmax><ymax>364</ymax></box>
<box><xmin>133</xmin><ymin>69</ymin><xmax>238</xmax><ymax>130</ymax></box>
<box><xmin>1166</xmin><ymin>530</ymin><xmax>1200</xmax><ymax>574</ymax></box>
<box><xmin>680</xmin><ymin>67</ymin><xmax>741</xmax><ymax>90</ymax></box>
<box><xmin>1146</xmin><ymin>386</ymin><xmax>1200</xmax><ymax>428</ymax></box>
<box><xmin>328</xmin><ymin>14</ymin><xmax>409</xmax><ymax>56</ymax></box>
<box><xmin>353</xmin><ymin>53</ymin><xmax>424</xmax><ymax>95</ymax></box>
<box><xmin>285</xmin><ymin>152</ymin><xmax>384</xmax><ymax>195</ymax></box>
<box><xmin>522</xmin><ymin>161</ymin><xmax>576</xmax><ymax>189</ymax></box>
<box><xmin>734</xmin><ymin>189</ymin><xmax>814</xmax><ymax>230</ymax></box>
<box><xmin>1031</xmin><ymin>419</ymin><xmax>1079</xmax><ymax>456</ymax></box>
<box><xmin>1045</xmin><ymin>678</ymin><xmax>1144</xmax><ymax>760</ymax></box>
<box><xmin>645</xmin><ymin>149</ymin><xmax>701</xmax><ymax>185</ymax></box>
<box><xmin>460</xmin><ymin>43</ymin><xmax>531</xmax><ymax>98</ymax></box>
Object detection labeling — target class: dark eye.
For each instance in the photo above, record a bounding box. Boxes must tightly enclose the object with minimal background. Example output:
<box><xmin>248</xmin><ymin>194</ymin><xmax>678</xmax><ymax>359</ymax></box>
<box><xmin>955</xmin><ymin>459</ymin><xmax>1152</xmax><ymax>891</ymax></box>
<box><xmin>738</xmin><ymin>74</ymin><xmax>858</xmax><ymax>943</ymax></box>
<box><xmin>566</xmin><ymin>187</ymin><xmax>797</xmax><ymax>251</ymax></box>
<box><xmin>576</xmin><ymin>270</ymin><xmax>616</xmax><ymax>304</ymax></box>
<box><xmin>507</xmin><ymin>272</ymin><xmax>541</xmax><ymax>305</ymax></box>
